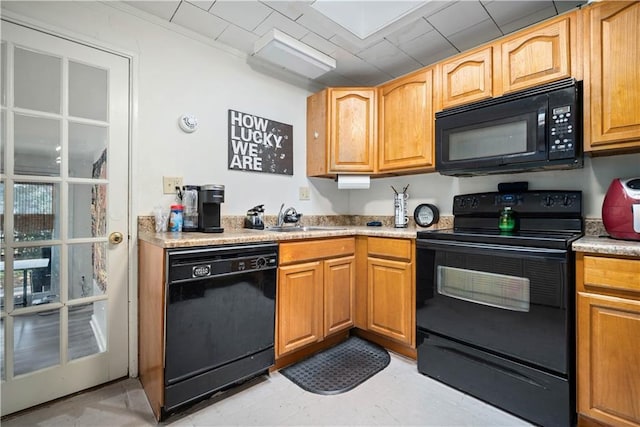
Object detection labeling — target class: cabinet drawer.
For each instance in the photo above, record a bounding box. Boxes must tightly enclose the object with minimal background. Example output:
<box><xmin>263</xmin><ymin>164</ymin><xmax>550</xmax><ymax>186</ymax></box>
<box><xmin>367</xmin><ymin>237</ymin><xmax>412</xmax><ymax>261</ymax></box>
<box><xmin>583</xmin><ymin>255</ymin><xmax>640</xmax><ymax>295</ymax></box>
<box><xmin>279</xmin><ymin>237</ymin><xmax>355</xmax><ymax>265</ymax></box>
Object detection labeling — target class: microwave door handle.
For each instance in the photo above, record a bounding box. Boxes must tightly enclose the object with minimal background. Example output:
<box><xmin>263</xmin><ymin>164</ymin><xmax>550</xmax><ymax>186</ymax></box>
<box><xmin>538</xmin><ymin>107</ymin><xmax>547</xmax><ymax>152</ymax></box>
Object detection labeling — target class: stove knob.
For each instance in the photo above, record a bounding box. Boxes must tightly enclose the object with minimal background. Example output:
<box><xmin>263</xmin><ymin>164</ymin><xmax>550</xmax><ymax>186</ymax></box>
<box><xmin>544</xmin><ymin>196</ymin><xmax>554</xmax><ymax>207</ymax></box>
<box><xmin>256</xmin><ymin>257</ymin><xmax>267</xmax><ymax>268</ymax></box>
<box><xmin>471</xmin><ymin>197</ymin><xmax>479</xmax><ymax>208</ymax></box>
<box><xmin>562</xmin><ymin>195</ymin><xmax>572</xmax><ymax>207</ymax></box>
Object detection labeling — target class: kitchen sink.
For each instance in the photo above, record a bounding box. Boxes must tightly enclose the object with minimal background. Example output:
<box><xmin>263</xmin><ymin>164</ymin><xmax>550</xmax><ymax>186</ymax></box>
<box><xmin>265</xmin><ymin>226</ymin><xmax>346</xmax><ymax>232</ymax></box>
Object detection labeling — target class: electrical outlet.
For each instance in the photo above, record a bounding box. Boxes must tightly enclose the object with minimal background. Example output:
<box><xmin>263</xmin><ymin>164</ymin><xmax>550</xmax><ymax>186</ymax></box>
<box><xmin>163</xmin><ymin>176</ymin><xmax>183</xmax><ymax>194</ymax></box>
<box><xmin>299</xmin><ymin>186</ymin><xmax>310</xmax><ymax>200</ymax></box>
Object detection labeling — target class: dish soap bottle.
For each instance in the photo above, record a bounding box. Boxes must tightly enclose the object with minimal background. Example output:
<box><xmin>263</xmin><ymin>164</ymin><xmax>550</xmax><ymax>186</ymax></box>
<box><xmin>499</xmin><ymin>207</ymin><xmax>515</xmax><ymax>232</ymax></box>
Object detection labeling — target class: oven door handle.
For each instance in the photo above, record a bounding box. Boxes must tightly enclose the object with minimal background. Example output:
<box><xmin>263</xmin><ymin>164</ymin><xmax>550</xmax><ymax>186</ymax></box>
<box><xmin>417</xmin><ymin>238</ymin><xmax>568</xmax><ymax>260</ymax></box>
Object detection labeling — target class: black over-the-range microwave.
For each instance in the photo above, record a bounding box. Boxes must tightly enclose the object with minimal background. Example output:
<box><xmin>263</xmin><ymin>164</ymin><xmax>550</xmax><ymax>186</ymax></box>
<box><xmin>435</xmin><ymin>78</ymin><xmax>582</xmax><ymax>176</ymax></box>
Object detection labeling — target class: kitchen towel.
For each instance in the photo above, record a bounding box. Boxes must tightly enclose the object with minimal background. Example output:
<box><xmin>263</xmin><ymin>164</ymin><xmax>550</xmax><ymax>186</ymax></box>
<box><xmin>280</xmin><ymin>336</ymin><xmax>390</xmax><ymax>395</ymax></box>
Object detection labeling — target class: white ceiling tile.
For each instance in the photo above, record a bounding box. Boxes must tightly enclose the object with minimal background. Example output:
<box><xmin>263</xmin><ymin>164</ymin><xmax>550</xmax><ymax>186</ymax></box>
<box><xmin>385</xmin><ymin>17</ymin><xmax>434</xmax><ymax>46</ymax></box>
<box><xmin>300</xmin><ymin>33</ymin><xmax>340</xmax><ymax>57</ymax></box>
<box><xmin>426</xmin><ymin>1</ymin><xmax>491</xmax><ymax>37</ymax></box>
<box><xmin>217</xmin><ymin>23</ymin><xmax>259</xmax><ymax>54</ymax></box>
<box><xmin>498</xmin><ymin>5</ymin><xmax>557</xmax><ymax>35</ymax></box>
<box><xmin>399</xmin><ymin>30</ymin><xmax>458</xmax><ymax>66</ymax></box>
<box><xmin>328</xmin><ymin>34</ymin><xmax>372</xmax><ymax>56</ymax></box>
<box><xmin>253</xmin><ymin>10</ymin><xmax>309</xmax><ymax>39</ymax></box>
<box><xmin>483</xmin><ymin>1</ymin><xmax>552</xmax><ymax>27</ymax></box>
<box><xmin>124</xmin><ymin>1</ymin><xmax>180</xmax><ymax>20</ymax></box>
<box><xmin>314</xmin><ymin>71</ymin><xmax>359</xmax><ymax>87</ymax></box>
<box><xmin>358</xmin><ymin>39</ymin><xmax>424</xmax><ymax>78</ymax></box>
<box><xmin>295</xmin><ymin>9</ymin><xmax>341</xmax><ymax>40</ymax></box>
<box><xmin>331</xmin><ymin>48</ymin><xmax>392</xmax><ymax>84</ymax></box>
<box><xmin>209</xmin><ymin>0</ymin><xmax>273</xmax><ymax>32</ymax></box>
<box><xmin>446</xmin><ymin>18</ymin><xmax>502</xmax><ymax>51</ymax></box>
<box><xmin>186</xmin><ymin>1</ymin><xmax>215</xmax><ymax>12</ymax></box>
<box><xmin>554</xmin><ymin>0</ymin><xmax>587</xmax><ymax>14</ymax></box>
<box><xmin>171</xmin><ymin>1</ymin><xmax>228</xmax><ymax>39</ymax></box>
<box><xmin>259</xmin><ymin>1</ymin><xmax>312</xmax><ymax>21</ymax></box>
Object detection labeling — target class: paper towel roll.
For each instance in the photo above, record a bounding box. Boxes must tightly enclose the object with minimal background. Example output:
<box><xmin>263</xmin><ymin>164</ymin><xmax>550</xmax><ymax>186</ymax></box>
<box><xmin>337</xmin><ymin>175</ymin><xmax>370</xmax><ymax>189</ymax></box>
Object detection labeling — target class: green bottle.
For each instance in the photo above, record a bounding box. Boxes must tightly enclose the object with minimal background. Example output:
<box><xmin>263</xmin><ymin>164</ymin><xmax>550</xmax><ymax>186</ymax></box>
<box><xmin>499</xmin><ymin>207</ymin><xmax>515</xmax><ymax>232</ymax></box>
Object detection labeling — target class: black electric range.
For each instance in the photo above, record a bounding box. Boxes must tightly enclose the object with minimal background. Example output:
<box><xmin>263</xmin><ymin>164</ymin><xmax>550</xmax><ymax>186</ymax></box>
<box><xmin>415</xmin><ymin>190</ymin><xmax>583</xmax><ymax>427</ymax></box>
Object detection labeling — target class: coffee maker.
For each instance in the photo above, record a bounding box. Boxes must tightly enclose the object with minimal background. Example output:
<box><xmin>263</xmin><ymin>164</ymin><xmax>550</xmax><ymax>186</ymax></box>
<box><xmin>198</xmin><ymin>184</ymin><xmax>224</xmax><ymax>233</ymax></box>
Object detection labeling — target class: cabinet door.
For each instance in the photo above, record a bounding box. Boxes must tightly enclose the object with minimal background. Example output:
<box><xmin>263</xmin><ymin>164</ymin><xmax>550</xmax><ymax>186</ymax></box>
<box><xmin>378</xmin><ymin>69</ymin><xmax>434</xmax><ymax>172</ymax></box>
<box><xmin>367</xmin><ymin>257</ymin><xmax>413</xmax><ymax>345</ymax></box>
<box><xmin>500</xmin><ymin>15</ymin><xmax>573</xmax><ymax>94</ymax></box>
<box><xmin>577</xmin><ymin>292</ymin><xmax>640</xmax><ymax>427</ymax></box>
<box><xmin>277</xmin><ymin>262</ymin><xmax>323</xmax><ymax>357</ymax></box>
<box><xmin>306</xmin><ymin>90</ymin><xmax>328</xmax><ymax>177</ymax></box>
<box><xmin>439</xmin><ymin>47</ymin><xmax>493</xmax><ymax>109</ymax></box>
<box><xmin>329</xmin><ymin>89</ymin><xmax>377</xmax><ymax>173</ymax></box>
<box><xmin>585</xmin><ymin>2</ymin><xmax>640</xmax><ymax>152</ymax></box>
<box><xmin>324</xmin><ymin>256</ymin><xmax>355</xmax><ymax>336</ymax></box>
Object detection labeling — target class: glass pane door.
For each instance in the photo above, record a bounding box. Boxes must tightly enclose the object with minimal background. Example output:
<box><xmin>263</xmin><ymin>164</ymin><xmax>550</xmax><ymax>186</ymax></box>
<box><xmin>1</xmin><ymin>20</ymin><xmax>129</xmax><ymax>416</ymax></box>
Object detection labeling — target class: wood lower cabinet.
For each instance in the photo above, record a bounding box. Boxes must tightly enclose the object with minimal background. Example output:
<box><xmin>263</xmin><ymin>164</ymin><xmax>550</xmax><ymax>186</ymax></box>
<box><xmin>364</xmin><ymin>237</ymin><xmax>415</xmax><ymax>347</ymax></box>
<box><xmin>307</xmin><ymin>88</ymin><xmax>376</xmax><ymax>177</ymax></box>
<box><xmin>277</xmin><ymin>261</ymin><xmax>324</xmax><ymax>356</ymax></box>
<box><xmin>577</xmin><ymin>252</ymin><xmax>640</xmax><ymax>427</ymax></box>
<box><xmin>276</xmin><ymin>238</ymin><xmax>355</xmax><ymax>358</ymax></box>
<box><xmin>378</xmin><ymin>68</ymin><xmax>435</xmax><ymax>173</ymax></box>
<box><xmin>583</xmin><ymin>1</ymin><xmax>640</xmax><ymax>153</ymax></box>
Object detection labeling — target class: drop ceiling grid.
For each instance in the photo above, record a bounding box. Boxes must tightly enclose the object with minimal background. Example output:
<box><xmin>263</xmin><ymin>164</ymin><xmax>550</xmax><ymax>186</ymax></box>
<box><xmin>125</xmin><ymin>0</ymin><xmax>587</xmax><ymax>87</ymax></box>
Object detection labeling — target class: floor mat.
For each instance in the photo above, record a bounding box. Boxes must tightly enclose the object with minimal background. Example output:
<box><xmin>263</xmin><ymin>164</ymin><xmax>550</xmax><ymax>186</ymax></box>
<box><xmin>280</xmin><ymin>336</ymin><xmax>390</xmax><ymax>395</ymax></box>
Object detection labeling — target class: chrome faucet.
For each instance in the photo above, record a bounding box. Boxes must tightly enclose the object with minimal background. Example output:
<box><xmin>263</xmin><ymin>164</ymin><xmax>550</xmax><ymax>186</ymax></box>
<box><xmin>276</xmin><ymin>203</ymin><xmax>302</xmax><ymax>226</ymax></box>
<box><xmin>277</xmin><ymin>203</ymin><xmax>286</xmax><ymax>227</ymax></box>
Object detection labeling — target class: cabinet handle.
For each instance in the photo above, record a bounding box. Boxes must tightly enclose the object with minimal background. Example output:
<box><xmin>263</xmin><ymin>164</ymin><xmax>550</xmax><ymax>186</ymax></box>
<box><xmin>314</xmin><ymin>131</ymin><xmax>319</xmax><ymax>139</ymax></box>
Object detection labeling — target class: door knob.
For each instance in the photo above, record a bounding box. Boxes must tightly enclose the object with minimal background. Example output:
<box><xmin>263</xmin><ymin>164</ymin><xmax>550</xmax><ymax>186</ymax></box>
<box><xmin>109</xmin><ymin>232</ymin><xmax>124</xmax><ymax>244</ymax></box>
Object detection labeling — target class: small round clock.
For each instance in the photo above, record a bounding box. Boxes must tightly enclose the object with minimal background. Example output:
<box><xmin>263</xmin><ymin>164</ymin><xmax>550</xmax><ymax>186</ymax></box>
<box><xmin>414</xmin><ymin>203</ymin><xmax>439</xmax><ymax>227</ymax></box>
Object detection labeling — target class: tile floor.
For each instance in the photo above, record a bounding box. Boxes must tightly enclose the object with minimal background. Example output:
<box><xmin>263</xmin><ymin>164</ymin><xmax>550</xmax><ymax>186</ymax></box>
<box><xmin>2</xmin><ymin>352</ymin><xmax>534</xmax><ymax>426</ymax></box>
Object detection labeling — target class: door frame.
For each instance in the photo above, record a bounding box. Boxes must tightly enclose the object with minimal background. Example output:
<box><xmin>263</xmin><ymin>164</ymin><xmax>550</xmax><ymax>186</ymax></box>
<box><xmin>1</xmin><ymin>10</ymin><xmax>141</xmax><ymax>378</ymax></box>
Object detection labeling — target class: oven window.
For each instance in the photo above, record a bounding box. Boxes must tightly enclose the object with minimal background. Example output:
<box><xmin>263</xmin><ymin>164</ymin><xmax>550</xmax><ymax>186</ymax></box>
<box><xmin>449</xmin><ymin>120</ymin><xmax>527</xmax><ymax>160</ymax></box>
<box><xmin>437</xmin><ymin>266</ymin><xmax>530</xmax><ymax>312</ymax></box>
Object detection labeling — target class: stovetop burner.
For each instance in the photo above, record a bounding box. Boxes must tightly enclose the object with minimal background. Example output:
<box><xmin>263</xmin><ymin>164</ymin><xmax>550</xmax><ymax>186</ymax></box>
<box><xmin>417</xmin><ymin>190</ymin><xmax>584</xmax><ymax>249</ymax></box>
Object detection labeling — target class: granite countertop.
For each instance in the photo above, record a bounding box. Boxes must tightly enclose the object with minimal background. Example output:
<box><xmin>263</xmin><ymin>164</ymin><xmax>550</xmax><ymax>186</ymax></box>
<box><xmin>138</xmin><ymin>215</ymin><xmax>640</xmax><ymax>258</ymax></box>
<box><xmin>572</xmin><ymin>235</ymin><xmax>640</xmax><ymax>258</ymax></box>
<box><xmin>138</xmin><ymin>225</ymin><xmax>423</xmax><ymax>248</ymax></box>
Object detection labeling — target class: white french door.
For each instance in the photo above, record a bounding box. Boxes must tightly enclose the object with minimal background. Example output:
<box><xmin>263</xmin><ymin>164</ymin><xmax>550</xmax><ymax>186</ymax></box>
<box><xmin>0</xmin><ymin>20</ymin><xmax>130</xmax><ymax>415</ymax></box>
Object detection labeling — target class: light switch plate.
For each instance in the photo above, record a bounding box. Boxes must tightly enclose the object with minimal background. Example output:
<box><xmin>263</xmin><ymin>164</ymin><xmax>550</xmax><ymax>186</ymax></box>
<box><xmin>163</xmin><ymin>176</ymin><xmax>183</xmax><ymax>194</ymax></box>
<box><xmin>299</xmin><ymin>186</ymin><xmax>311</xmax><ymax>200</ymax></box>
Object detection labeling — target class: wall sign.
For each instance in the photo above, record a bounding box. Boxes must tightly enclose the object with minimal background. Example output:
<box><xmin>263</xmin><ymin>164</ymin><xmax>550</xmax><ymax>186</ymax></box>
<box><xmin>228</xmin><ymin>109</ymin><xmax>293</xmax><ymax>175</ymax></box>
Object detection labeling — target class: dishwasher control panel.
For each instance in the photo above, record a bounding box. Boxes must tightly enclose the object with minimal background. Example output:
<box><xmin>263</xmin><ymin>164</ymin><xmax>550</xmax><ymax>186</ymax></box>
<box><xmin>168</xmin><ymin>244</ymin><xmax>279</xmax><ymax>283</ymax></box>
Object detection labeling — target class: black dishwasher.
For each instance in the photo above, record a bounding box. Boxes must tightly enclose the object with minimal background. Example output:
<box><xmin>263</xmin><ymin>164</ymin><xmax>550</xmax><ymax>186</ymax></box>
<box><xmin>164</xmin><ymin>242</ymin><xmax>278</xmax><ymax>416</ymax></box>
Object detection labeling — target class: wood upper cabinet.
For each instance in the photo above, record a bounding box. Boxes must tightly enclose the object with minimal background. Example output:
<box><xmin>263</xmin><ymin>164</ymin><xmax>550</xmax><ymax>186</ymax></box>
<box><xmin>437</xmin><ymin>12</ymin><xmax>577</xmax><ymax>111</ymax></box>
<box><xmin>584</xmin><ymin>1</ymin><xmax>640</xmax><ymax>153</ymax></box>
<box><xmin>276</xmin><ymin>238</ymin><xmax>355</xmax><ymax>358</ymax></box>
<box><xmin>366</xmin><ymin>238</ymin><xmax>414</xmax><ymax>346</ymax></box>
<box><xmin>378</xmin><ymin>68</ymin><xmax>435</xmax><ymax>172</ymax></box>
<box><xmin>576</xmin><ymin>253</ymin><xmax>640</xmax><ymax>427</ymax></box>
<box><xmin>499</xmin><ymin>13</ymin><xmax>576</xmax><ymax>94</ymax></box>
<box><xmin>439</xmin><ymin>47</ymin><xmax>494</xmax><ymax>110</ymax></box>
<box><xmin>306</xmin><ymin>88</ymin><xmax>376</xmax><ymax>176</ymax></box>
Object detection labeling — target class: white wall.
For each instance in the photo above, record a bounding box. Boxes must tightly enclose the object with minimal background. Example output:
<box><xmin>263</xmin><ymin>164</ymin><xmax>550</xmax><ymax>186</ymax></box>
<box><xmin>348</xmin><ymin>153</ymin><xmax>640</xmax><ymax>218</ymax></box>
<box><xmin>3</xmin><ymin>1</ymin><xmax>638</xmax><ymax>222</ymax></box>
<box><xmin>1</xmin><ymin>1</ymin><xmax>348</xmax><ymax>218</ymax></box>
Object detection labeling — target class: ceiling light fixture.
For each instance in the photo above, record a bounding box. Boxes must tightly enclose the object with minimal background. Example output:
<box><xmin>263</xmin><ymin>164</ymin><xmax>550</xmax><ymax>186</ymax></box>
<box><xmin>253</xmin><ymin>29</ymin><xmax>336</xmax><ymax>79</ymax></box>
